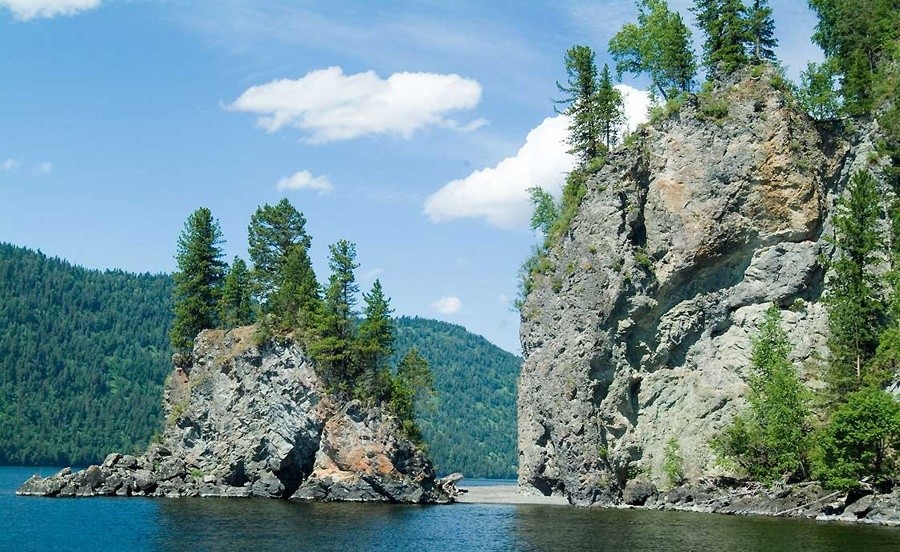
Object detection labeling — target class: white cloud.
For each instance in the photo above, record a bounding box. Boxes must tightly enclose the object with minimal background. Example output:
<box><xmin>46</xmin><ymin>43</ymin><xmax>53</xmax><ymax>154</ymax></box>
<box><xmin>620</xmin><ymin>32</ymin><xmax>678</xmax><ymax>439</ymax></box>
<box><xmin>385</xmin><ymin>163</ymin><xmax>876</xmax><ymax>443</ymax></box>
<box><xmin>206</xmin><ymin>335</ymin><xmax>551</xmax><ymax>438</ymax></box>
<box><xmin>228</xmin><ymin>66</ymin><xmax>483</xmax><ymax>144</ymax></box>
<box><xmin>616</xmin><ymin>84</ymin><xmax>651</xmax><ymax>133</ymax></box>
<box><xmin>0</xmin><ymin>0</ymin><xmax>100</xmax><ymax>21</ymax></box>
<box><xmin>1</xmin><ymin>158</ymin><xmax>20</xmax><ymax>170</ymax></box>
<box><xmin>35</xmin><ymin>161</ymin><xmax>52</xmax><ymax>174</ymax></box>
<box><xmin>431</xmin><ymin>296</ymin><xmax>462</xmax><ymax>315</ymax></box>
<box><xmin>424</xmin><ymin>115</ymin><xmax>575</xmax><ymax>229</ymax></box>
<box><xmin>424</xmin><ymin>84</ymin><xmax>651</xmax><ymax>229</ymax></box>
<box><xmin>275</xmin><ymin>170</ymin><xmax>332</xmax><ymax>194</ymax></box>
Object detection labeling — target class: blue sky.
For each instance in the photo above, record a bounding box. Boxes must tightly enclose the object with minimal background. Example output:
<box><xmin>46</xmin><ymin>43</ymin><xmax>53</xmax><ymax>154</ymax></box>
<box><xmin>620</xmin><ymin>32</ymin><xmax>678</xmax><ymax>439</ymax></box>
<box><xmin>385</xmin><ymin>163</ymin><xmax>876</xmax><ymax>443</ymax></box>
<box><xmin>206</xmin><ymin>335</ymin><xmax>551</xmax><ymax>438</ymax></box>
<box><xmin>0</xmin><ymin>0</ymin><xmax>822</xmax><ymax>353</ymax></box>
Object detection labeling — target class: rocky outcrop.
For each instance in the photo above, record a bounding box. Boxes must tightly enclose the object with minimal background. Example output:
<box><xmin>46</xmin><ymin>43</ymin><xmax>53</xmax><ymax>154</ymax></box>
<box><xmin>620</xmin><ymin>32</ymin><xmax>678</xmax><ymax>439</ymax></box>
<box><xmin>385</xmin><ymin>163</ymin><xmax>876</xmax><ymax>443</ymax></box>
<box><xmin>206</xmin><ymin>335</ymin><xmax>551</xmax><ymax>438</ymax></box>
<box><xmin>19</xmin><ymin>326</ymin><xmax>448</xmax><ymax>503</ymax></box>
<box><xmin>517</xmin><ymin>68</ymin><xmax>888</xmax><ymax>504</ymax></box>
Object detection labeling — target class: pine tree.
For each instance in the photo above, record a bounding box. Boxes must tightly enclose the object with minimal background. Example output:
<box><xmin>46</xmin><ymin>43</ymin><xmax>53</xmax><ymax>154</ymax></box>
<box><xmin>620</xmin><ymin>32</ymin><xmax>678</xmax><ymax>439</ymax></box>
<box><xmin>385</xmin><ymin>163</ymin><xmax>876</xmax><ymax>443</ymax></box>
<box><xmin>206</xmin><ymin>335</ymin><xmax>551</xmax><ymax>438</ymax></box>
<box><xmin>692</xmin><ymin>0</ymin><xmax>751</xmax><ymax>75</ymax></box>
<box><xmin>747</xmin><ymin>0</ymin><xmax>777</xmax><ymax>63</ymax></box>
<box><xmin>170</xmin><ymin>207</ymin><xmax>226</xmax><ymax>351</ymax></box>
<box><xmin>609</xmin><ymin>0</ymin><xmax>696</xmax><ymax>100</ymax></box>
<box><xmin>309</xmin><ymin>240</ymin><xmax>360</xmax><ymax>390</ymax></box>
<box><xmin>826</xmin><ymin>170</ymin><xmax>885</xmax><ymax>396</ymax></box>
<box><xmin>596</xmin><ymin>64</ymin><xmax>625</xmax><ymax>150</ymax></box>
<box><xmin>268</xmin><ymin>244</ymin><xmax>322</xmax><ymax>336</ymax></box>
<box><xmin>219</xmin><ymin>256</ymin><xmax>253</xmax><ymax>328</ymax></box>
<box><xmin>713</xmin><ymin>305</ymin><xmax>811</xmax><ymax>482</ymax></box>
<box><xmin>356</xmin><ymin>279</ymin><xmax>395</xmax><ymax>400</ymax></box>
<box><xmin>556</xmin><ymin>45</ymin><xmax>602</xmax><ymax>165</ymax></box>
<box><xmin>247</xmin><ymin>198</ymin><xmax>311</xmax><ymax>306</ymax></box>
<box><xmin>528</xmin><ymin>187</ymin><xmax>560</xmax><ymax>241</ymax></box>
<box><xmin>389</xmin><ymin>347</ymin><xmax>435</xmax><ymax>443</ymax></box>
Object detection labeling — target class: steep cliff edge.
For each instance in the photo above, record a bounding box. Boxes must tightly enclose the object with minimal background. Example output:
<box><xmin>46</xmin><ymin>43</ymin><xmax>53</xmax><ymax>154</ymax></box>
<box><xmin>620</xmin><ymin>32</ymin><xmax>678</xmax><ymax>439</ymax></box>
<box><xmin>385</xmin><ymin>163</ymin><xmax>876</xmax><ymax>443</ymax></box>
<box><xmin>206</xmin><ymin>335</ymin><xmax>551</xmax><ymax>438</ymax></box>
<box><xmin>19</xmin><ymin>326</ymin><xmax>448</xmax><ymax>503</ymax></box>
<box><xmin>518</xmin><ymin>69</ymin><xmax>882</xmax><ymax>504</ymax></box>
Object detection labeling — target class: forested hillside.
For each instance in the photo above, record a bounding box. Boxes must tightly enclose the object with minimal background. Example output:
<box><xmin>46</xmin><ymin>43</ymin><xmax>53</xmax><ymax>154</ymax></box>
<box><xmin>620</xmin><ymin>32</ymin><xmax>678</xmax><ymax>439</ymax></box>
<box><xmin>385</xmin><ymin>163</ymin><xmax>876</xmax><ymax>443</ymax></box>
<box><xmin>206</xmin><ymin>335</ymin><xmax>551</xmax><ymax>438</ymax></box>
<box><xmin>394</xmin><ymin>317</ymin><xmax>519</xmax><ymax>479</ymax></box>
<box><xmin>0</xmin><ymin>244</ymin><xmax>519</xmax><ymax>477</ymax></box>
<box><xmin>0</xmin><ymin>243</ymin><xmax>173</xmax><ymax>466</ymax></box>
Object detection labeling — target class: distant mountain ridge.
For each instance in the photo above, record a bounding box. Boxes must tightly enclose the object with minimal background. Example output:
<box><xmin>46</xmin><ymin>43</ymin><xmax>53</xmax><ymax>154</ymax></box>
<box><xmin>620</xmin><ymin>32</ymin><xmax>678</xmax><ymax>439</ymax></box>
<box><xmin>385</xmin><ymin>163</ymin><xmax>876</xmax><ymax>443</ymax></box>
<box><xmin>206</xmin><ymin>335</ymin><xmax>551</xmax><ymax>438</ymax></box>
<box><xmin>0</xmin><ymin>243</ymin><xmax>518</xmax><ymax>478</ymax></box>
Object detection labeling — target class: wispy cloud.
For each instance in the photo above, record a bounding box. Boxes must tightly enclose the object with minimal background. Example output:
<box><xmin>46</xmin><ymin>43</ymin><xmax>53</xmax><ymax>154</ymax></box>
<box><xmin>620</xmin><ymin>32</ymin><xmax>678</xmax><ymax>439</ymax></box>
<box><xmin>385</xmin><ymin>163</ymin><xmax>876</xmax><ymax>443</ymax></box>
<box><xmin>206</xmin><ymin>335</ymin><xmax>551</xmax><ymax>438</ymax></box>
<box><xmin>431</xmin><ymin>296</ymin><xmax>462</xmax><ymax>315</ymax></box>
<box><xmin>1</xmin><ymin>158</ymin><xmax>20</xmax><ymax>170</ymax></box>
<box><xmin>35</xmin><ymin>161</ymin><xmax>52</xmax><ymax>174</ymax></box>
<box><xmin>228</xmin><ymin>66</ymin><xmax>484</xmax><ymax>144</ymax></box>
<box><xmin>0</xmin><ymin>0</ymin><xmax>100</xmax><ymax>21</ymax></box>
<box><xmin>275</xmin><ymin>170</ymin><xmax>332</xmax><ymax>194</ymax></box>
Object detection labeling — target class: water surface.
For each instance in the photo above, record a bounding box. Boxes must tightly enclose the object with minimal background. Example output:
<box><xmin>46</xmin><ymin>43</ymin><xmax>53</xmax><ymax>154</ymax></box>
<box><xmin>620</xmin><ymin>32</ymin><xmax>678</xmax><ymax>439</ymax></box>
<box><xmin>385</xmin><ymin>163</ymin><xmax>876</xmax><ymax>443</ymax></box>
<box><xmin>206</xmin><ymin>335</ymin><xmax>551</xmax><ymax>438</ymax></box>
<box><xmin>3</xmin><ymin>467</ymin><xmax>899</xmax><ymax>551</ymax></box>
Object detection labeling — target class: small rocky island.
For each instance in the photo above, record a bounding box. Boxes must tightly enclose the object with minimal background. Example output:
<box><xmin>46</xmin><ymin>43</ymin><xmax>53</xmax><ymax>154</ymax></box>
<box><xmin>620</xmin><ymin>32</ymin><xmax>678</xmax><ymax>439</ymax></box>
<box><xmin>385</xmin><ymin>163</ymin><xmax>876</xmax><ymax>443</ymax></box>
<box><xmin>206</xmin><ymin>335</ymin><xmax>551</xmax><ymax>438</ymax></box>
<box><xmin>19</xmin><ymin>326</ymin><xmax>450</xmax><ymax>503</ymax></box>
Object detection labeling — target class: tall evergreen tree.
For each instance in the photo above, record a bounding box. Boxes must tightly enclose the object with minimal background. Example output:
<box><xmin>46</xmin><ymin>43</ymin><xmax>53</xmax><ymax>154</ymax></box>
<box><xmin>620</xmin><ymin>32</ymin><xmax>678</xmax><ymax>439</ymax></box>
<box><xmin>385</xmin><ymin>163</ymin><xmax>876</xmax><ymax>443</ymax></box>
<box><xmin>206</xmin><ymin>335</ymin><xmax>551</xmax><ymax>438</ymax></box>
<box><xmin>247</xmin><ymin>198</ymin><xmax>311</xmax><ymax>306</ymax></box>
<box><xmin>357</xmin><ymin>279</ymin><xmax>395</xmax><ymax>400</ymax></box>
<box><xmin>609</xmin><ymin>0</ymin><xmax>697</xmax><ymax>100</ymax></box>
<box><xmin>596</xmin><ymin>64</ymin><xmax>626</xmax><ymax>149</ymax></box>
<box><xmin>826</xmin><ymin>170</ymin><xmax>885</xmax><ymax>396</ymax></box>
<box><xmin>390</xmin><ymin>347</ymin><xmax>435</xmax><ymax>443</ymax></box>
<box><xmin>170</xmin><ymin>207</ymin><xmax>226</xmax><ymax>351</ymax></box>
<box><xmin>748</xmin><ymin>0</ymin><xmax>778</xmax><ymax>62</ymax></box>
<box><xmin>555</xmin><ymin>45</ymin><xmax>602</xmax><ymax>165</ymax></box>
<box><xmin>693</xmin><ymin>0</ymin><xmax>751</xmax><ymax>75</ymax></box>
<box><xmin>219</xmin><ymin>256</ymin><xmax>253</xmax><ymax>329</ymax></box>
<box><xmin>713</xmin><ymin>305</ymin><xmax>812</xmax><ymax>482</ymax></box>
<box><xmin>309</xmin><ymin>240</ymin><xmax>360</xmax><ymax>389</ymax></box>
<box><xmin>269</xmin><ymin>244</ymin><xmax>322</xmax><ymax>336</ymax></box>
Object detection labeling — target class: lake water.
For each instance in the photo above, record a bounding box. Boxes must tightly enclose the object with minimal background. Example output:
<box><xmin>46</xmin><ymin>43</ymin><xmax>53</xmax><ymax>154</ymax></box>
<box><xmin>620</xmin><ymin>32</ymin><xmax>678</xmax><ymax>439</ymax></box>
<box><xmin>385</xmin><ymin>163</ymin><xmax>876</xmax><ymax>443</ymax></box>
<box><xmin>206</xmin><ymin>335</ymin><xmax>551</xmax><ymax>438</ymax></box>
<box><xmin>4</xmin><ymin>466</ymin><xmax>900</xmax><ymax>551</ymax></box>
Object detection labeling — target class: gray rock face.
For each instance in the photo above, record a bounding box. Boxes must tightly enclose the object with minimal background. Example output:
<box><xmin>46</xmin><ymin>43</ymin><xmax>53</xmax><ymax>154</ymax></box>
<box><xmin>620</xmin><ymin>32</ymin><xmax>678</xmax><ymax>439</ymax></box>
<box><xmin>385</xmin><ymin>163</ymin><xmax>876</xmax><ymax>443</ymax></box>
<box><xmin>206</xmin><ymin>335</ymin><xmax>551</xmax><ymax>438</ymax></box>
<box><xmin>517</xmin><ymin>69</ymin><xmax>881</xmax><ymax>504</ymax></box>
<box><xmin>18</xmin><ymin>327</ymin><xmax>448</xmax><ymax>503</ymax></box>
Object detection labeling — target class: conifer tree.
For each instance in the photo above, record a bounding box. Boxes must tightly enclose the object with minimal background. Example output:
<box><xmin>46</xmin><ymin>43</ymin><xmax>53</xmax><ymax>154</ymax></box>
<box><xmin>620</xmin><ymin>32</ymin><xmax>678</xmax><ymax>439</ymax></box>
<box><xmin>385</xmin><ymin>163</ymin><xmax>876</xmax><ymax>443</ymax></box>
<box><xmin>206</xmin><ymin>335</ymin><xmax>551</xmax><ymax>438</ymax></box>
<box><xmin>390</xmin><ymin>347</ymin><xmax>435</xmax><ymax>443</ymax></box>
<box><xmin>747</xmin><ymin>0</ymin><xmax>777</xmax><ymax>63</ymax></box>
<box><xmin>309</xmin><ymin>240</ymin><xmax>360</xmax><ymax>389</ymax></box>
<box><xmin>713</xmin><ymin>305</ymin><xmax>811</xmax><ymax>482</ymax></box>
<box><xmin>269</xmin><ymin>244</ymin><xmax>322</xmax><ymax>336</ymax></box>
<box><xmin>556</xmin><ymin>45</ymin><xmax>602</xmax><ymax>165</ymax></box>
<box><xmin>596</xmin><ymin>64</ymin><xmax>625</xmax><ymax>150</ymax></box>
<box><xmin>357</xmin><ymin>279</ymin><xmax>394</xmax><ymax>400</ymax></box>
<box><xmin>826</xmin><ymin>170</ymin><xmax>884</xmax><ymax>396</ymax></box>
<box><xmin>692</xmin><ymin>0</ymin><xmax>751</xmax><ymax>75</ymax></box>
<box><xmin>170</xmin><ymin>207</ymin><xmax>226</xmax><ymax>351</ymax></box>
<box><xmin>219</xmin><ymin>256</ymin><xmax>253</xmax><ymax>328</ymax></box>
<box><xmin>247</xmin><ymin>198</ymin><xmax>311</xmax><ymax>306</ymax></box>
<box><xmin>609</xmin><ymin>0</ymin><xmax>696</xmax><ymax>100</ymax></box>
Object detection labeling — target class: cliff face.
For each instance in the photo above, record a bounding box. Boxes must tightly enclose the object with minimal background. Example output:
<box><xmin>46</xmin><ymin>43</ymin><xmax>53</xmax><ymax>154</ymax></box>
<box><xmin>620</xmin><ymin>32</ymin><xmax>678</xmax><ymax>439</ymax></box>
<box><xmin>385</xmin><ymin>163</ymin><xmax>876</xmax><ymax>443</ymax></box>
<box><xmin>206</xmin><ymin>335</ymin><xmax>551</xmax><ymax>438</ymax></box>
<box><xmin>518</xmin><ymin>70</ymin><xmax>880</xmax><ymax>504</ymax></box>
<box><xmin>19</xmin><ymin>326</ymin><xmax>447</xmax><ymax>503</ymax></box>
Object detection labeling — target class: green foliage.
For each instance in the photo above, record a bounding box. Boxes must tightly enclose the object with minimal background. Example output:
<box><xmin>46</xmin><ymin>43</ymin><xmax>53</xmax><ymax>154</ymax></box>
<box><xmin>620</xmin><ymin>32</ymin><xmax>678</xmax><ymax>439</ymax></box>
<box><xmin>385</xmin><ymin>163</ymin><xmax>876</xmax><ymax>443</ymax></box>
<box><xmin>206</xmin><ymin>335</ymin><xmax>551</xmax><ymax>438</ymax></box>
<box><xmin>609</xmin><ymin>0</ymin><xmax>697</xmax><ymax>100</ymax></box>
<box><xmin>663</xmin><ymin>438</ymin><xmax>685</xmax><ymax>487</ymax></box>
<box><xmin>692</xmin><ymin>0</ymin><xmax>752</xmax><ymax>75</ymax></box>
<box><xmin>713</xmin><ymin>306</ymin><xmax>812</xmax><ymax>483</ymax></box>
<box><xmin>392</xmin><ymin>317</ymin><xmax>520</xmax><ymax>478</ymax></box>
<box><xmin>795</xmin><ymin>61</ymin><xmax>842</xmax><ymax>120</ymax></box>
<box><xmin>0</xmin><ymin>243</ymin><xmax>172</xmax><ymax>466</ymax></box>
<box><xmin>748</xmin><ymin>0</ymin><xmax>778</xmax><ymax>63</ymax></box>
<box><xmin>556</xmin><ymin>45</ymin><xmax>604</xmax><ymax>164</ymax></box>
<box><xmin>247</xmin><ymin>198</ymin><xmax>311</xmax><ymax>307</ymax></box>
<box><xmin>597</xmin><ymin>64</ymin><xmax>626</xmax><ymax>150</ymax></box>
<box><xmin>808</xmin><ymin>0</ymin><xmax>899</xmax><ymax>115</ymax></box>
<box><xmin>697</xmin><ymin>87</ymin><xmax>730</xmax><ymax>122</ymax></box>
<box><xmin>356</xmin><ymin>280</ymin><xmax>395</xmax><ymax>401</ymax></box>
<box><xmin>308</xmin><ymin>240</ymin><xmax>360</xmax><ymax>391</ymax></box>
<box><xmin>170</xmin><ymin>207</ymin><xmax>226</xmax><ymax>351</ymax></box>
<box><xmin>648</xmin><ymin>92</ymin><xmax>689</xmax><ymax>124</ymax></box>
<box><xmin>528</xmin><ymin>187</ymin><xmax>560</xmax><ymax>239</ymax></box>
<box><xmin>389</xmin><ymin>347</ymin><xmax>434</xmax><ymax>444</ymax></box>
<box><xmin>825</xmin><ymin>171</ymin><xmax>885</xmax><ymax>397</ymax></box>
<box><xmin>218</xmin><ymin>257</ymin><xmax>254</xmax><ymax>329</ymax></box>
<box><xmin>816</xmin><ymin>386</ymin><xmax>900</xmax><ymax>489</ymax></box>
<box><xmin>269</xmin><ymin>244</ymin><xmax>321</xmax><ymax>337</ymax></box>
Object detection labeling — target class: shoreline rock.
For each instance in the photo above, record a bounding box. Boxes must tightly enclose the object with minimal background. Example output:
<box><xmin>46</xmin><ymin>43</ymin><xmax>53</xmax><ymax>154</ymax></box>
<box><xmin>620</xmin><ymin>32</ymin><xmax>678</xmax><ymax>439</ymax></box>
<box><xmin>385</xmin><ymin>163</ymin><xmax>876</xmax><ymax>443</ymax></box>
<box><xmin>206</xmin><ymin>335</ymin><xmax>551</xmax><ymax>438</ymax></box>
<box><xmin>18</xmin><ymin>326</ymin><xmax>449</xmax><ymax>504</ymax></box>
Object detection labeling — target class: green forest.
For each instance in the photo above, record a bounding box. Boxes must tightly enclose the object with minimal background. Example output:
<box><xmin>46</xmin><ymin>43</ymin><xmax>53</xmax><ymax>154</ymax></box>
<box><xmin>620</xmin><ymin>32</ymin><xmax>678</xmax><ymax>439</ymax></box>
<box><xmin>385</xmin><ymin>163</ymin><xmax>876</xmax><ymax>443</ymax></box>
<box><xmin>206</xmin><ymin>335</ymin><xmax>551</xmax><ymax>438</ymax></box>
<box><xmin>0</xmin><ymin>242</ymin><xmax>519</xmax><ymax>478</ymax></box>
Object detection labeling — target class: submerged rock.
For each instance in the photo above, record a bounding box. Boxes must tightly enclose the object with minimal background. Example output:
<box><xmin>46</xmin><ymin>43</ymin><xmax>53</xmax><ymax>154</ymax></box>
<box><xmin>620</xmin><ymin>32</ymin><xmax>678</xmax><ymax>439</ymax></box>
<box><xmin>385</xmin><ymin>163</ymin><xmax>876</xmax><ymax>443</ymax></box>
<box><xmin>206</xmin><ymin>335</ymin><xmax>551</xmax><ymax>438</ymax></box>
<box><xmin>18</xmin><ymin>326</ymin><xmax>448</xmax><ymax>503</ymax></box>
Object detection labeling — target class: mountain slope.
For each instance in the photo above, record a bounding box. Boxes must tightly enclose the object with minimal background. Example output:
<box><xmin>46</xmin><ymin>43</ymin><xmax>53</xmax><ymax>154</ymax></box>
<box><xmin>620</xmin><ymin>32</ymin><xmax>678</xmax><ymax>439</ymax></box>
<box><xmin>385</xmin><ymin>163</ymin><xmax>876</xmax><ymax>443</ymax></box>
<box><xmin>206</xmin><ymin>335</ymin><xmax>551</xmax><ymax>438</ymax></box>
<box><xmin>0</xmin><ymin>244</ymin><xmax>519</xmax><ymax>477</ymax></box>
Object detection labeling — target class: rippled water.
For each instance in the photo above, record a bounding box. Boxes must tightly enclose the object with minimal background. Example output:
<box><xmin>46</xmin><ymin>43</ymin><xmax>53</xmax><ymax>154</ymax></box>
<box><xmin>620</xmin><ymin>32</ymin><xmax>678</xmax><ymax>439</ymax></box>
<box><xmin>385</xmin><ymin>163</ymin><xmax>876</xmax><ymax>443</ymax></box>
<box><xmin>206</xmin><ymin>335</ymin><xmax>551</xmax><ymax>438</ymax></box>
<box><xmin>3</xmin><ymin>466</ymin><xmax>900</xmax><ymax>551</ymax></box>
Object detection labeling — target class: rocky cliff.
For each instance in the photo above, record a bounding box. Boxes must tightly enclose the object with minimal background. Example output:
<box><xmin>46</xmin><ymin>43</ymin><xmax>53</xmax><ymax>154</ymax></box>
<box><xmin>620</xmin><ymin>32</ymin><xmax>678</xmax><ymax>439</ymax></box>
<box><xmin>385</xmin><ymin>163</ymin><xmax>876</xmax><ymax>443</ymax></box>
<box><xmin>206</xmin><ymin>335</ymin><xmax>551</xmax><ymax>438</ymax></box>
<box><xmin>518</xmin><ymin>69</ymin><xmax>885</xmax><ymax>505</ymax></box>
<box><xmin>19</xmin><ymin>326</ymin><xmax>448</xmax><ymax>503</ymax></box>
